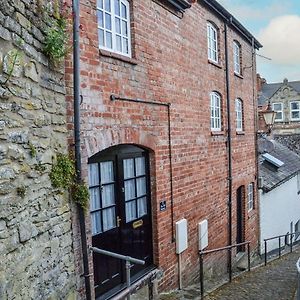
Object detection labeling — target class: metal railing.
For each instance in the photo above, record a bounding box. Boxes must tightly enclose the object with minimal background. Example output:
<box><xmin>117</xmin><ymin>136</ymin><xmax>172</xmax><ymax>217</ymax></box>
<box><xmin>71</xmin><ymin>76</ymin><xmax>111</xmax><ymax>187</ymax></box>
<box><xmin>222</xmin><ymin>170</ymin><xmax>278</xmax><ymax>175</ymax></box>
<box><xmin>90</xmin><ymin>247</ymin><xmax>145</xmax><ymax>300</ymax></box>
<box><xmin>263</xmin><ymin>232</ymin><xmax>296</xmax><ymax>266</ymax></box>
<box><xmin>296</xmin><ymin>257</ymin><xmax>300</xmax><ymax>300</ymax></box>
<box><xmin>199</xmin><ymin>241</ymin><xmax>250</xmax><ymax>299</ymax></box>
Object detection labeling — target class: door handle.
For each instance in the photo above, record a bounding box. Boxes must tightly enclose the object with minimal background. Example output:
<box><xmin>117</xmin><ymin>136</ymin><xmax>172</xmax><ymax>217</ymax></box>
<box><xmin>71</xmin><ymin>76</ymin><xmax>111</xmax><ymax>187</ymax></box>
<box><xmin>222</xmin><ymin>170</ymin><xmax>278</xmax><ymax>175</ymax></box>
<box><xmin>117</xmin><ymin>216</ymin><xmax>122</xmax><ymax>227</ymax></box>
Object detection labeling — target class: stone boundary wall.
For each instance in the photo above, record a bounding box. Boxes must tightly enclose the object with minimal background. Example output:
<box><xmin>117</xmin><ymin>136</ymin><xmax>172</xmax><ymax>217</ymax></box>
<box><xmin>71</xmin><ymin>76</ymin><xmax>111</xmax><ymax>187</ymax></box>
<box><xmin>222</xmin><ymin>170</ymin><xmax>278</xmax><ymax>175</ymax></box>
<box><xmin>0</xmin><ymin>1</ymin><xmax>78</xmax><ymax>299</ymax></box>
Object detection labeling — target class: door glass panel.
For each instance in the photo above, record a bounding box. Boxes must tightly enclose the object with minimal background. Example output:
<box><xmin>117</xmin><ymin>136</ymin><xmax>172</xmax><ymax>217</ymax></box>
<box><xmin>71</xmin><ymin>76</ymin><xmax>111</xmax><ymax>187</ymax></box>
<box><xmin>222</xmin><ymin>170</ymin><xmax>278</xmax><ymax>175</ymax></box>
<box><xmin>102</xmin><ymin>184</ymin><xmax>115</xmax><ymax>207</ymax></box>
<box><xmin>100</xmin><ymin>161</ymin><xmax>114</xmax><ymax>183</ymax></box>
<box><xmin>123</xmin><ymin>158</ymin><xmax>134</xmax><ymax>179</ymax></box>
<box><xmin>135</xmin><ymin>157</ymin><xmax>145</xmax><ymax>176</ymax></box>
<box><xmin>103</xmin><ymin>207</ymin><xmax>116</xmax><ymax>231</ymax></box>
<box><xmin>136</xmin><ymin>177</ymin><xmax>146</xmax><ymax>197</ymax></box>
<box><xmin>138</xmin><ymin>197</ymin><xmax>147</xmax><ymax>217</ymax></box>
<box><xmin>88</xmin><ymin>163</ymin><xmax>99</xmax><ymax>186</ymax></box>
<box><xmin>91</xmin><ymin>211</ymin><xmax>102</xmax><ymax>235</ymax></box>
<box><xmin>90</xmin><ymin>187</ymin><xmax>101</xmax><ymax>211</ymax></box>
<box><xmin>125</xmin><ymin>179</ymin><xmax>136</xmax><ymax>201</ymax></box>
<box><xmin>126</xmin><ymin>201</ymin><xmax>136</xmax><ymax>222</ymax></box>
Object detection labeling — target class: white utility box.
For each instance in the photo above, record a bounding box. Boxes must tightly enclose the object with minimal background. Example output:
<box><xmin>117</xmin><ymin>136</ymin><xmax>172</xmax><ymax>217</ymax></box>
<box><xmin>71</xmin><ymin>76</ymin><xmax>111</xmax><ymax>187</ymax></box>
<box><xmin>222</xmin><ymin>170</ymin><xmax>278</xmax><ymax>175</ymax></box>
<box><xmin>198</xmin><ymin>219</ymin><xmax>208</xmax><ymax>250</ymax></box>
<box><xmin>176</xmin><ymin>219</ymin><xmax>188</xmax><ymax>254</ymax></box>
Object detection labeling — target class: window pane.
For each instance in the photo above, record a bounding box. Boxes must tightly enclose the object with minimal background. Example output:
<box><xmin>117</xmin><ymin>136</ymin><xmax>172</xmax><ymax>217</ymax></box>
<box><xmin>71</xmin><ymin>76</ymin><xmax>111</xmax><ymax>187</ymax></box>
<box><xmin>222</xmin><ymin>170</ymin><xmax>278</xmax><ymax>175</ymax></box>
<box><xmin>136</xmin><ymin>177</ymin><xmax>146</xmax><ymax>197</ymax></box>
<box><xmin>116</xmin><ymin>35</ymin><xmax>122</xmax><ymax>51</ymax></box>
<box><xmin>115</xmin><ymin>0</ymin><xmax>120</xmax><ymax>16</ymax></box>
<box><xmin>102</xmin><ymin>184</ymin><xmax>115</xmax><ymax>207</ymax></box>
<box><xmin>291</xmin><ymin>102</ymin><xmax>299</xmax><ymax>110</ymax></box>
<box><xmin>97</xmin><ymin>10</ymin><xmax>104</xmax><ymax>27</ymax></box>
<box><xmin>97</xmin><ymin>0</ymin><xmax>103</xmax><ymax>9</ymax></box>
<box><xmin>105</xmin><ymin>13</ymin><xmax>112</xmax><ymax>30</ymax></box>
<box><xmin>100</xmin><ymin>161</ymin><xmax>114</xmax><ymax>183</ymax></box>
<box><xmin>125</xmin><ymin>179</ymin><xmax>136</xmax><ymax>201</ymax></box>
<box><xmin>292</xmin><ymin>111</ymin><xmax>299</xmax><ymax>119</ymax></box>
<box><xmin>123</xmin><ymin>38</ymin><xmax>129</xmax><ymax>54</ymax></box>
<box><xmin>91</xmin><ymin>211</ymin><xmax>102</xmax><ymax>235</ymax></box>
<box><xmin>123</xmin><ymin>158</ymin><xmax>134</xmax><ymax>179</ymax></box>
<box><xmin>106</xmin><ymin>32</ymin><xmax>112</xmax><ymax>48</ymax></box>
<box><xmin>90</xmin><ymin>187</ymin><xmax>100</xmax><ymax>211</ymax></box>
<box><xmin>126</xmin><ymin>201</ymin><xmax>136</xmax><ymax>222</ymax></box>
<box><xmin>115</xmin><ymin>17</ymin><xmax>121</xmax><ymax>34</ymax></box>
<box><xmin>121</xmin><ymin>3</ymin><xmax>127</xmax><ymax>18</ymax></box>
<box><xmin>98</xmin><ymin>29</ymin><xmax>104</xmax><ymax>47</ymax></box>
<box><xmin>105</xmin><ymin>0</ymin><xmax>111</xmax><ymax>11</ymax></box>
<box><xmin>274</xmin><ymin>103</ymin><xmax>282</xmax><ymax>110</ymax></box>
<box><xmin>135</xmin><ymin>157</ymin><xmax>145</xmax><ymax>176</ymax></box>
<box><xmin>88</xmin><ymin>163</ymin><xmax>99</xmax><ymax>186</ymax></box>
<box><xmin>138</xmin><ymin>197</ymin><xmax>147</xmax><ymax>217</ymax></box>
<box><xmin>122</xmin><ymin>20</ymin><xmax>128</xmax><ymax>36</ymax></box>
<box><xmin>102</xmin><ymin>207</ymin><xmax>116</xmax><ymax>231</ymax></box>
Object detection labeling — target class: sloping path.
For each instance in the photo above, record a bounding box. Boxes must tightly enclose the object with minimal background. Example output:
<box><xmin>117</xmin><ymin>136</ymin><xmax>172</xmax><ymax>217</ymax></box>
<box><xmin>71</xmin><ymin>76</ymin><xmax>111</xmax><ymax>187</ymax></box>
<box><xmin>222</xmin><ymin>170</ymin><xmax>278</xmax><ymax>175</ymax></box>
<box><xmin>159</xmin><ymin>246</ymin><xmax>300</xmax><ymax>300</ymax></box>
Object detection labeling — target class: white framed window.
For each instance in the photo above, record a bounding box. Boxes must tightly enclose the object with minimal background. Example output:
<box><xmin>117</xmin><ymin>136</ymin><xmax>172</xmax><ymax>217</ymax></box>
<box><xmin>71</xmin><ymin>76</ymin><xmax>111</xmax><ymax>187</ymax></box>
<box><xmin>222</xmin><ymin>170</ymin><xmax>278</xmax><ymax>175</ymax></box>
<box><xmin>233</xmin><ymin>41</ymin><xmax>241</xmax><ymax>75</ymax></box>
<box><xmin>97</xmin><ymin>0</ymin><xmax>131</xmax><ymax>57</ymax></box>
<box><xmin>207</xmin><ymin>22</ymin><xmax>218</xmax><ymax>63</ymax></box>
<box><xmin>273</xmin><ymin>102</ymin><xmax>283</xmax><ymax>122</ymax></box>
<box><xmin>235</xmin><ymin>98</ymin><xmax>243</xmax><ymax>131</ymax></box>
<box><xmin>297</xmin><ymin>172</ymin><xmax>300</xmax><ymax>194</ymax></box>
<box><xmin>290</xmin><ymin>101</ymin><xmax>300</xmax><ymax>121</ymax></box>
<box><xmin>210</xmin><ymin>92</ymin><xmax>221</xmax><ymax>131</ymax></box>
<box><xmin>247</xmin><ymin>182</ymin><xmax>254</xmax><ymax>211</ymax></box>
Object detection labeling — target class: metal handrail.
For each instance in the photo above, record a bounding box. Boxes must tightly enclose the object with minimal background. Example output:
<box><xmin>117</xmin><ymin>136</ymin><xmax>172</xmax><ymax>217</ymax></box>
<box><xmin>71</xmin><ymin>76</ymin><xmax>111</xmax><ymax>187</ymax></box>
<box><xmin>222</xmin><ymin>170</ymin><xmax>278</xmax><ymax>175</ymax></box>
<box><xmin>297</xmin><ymin>258</ymin><xmax>300</xmax><ymax>300</ymax></box>
<box><xmin>199</xmin><ymin>241</ymin><xmax>250</xmax><ymax>299</ymax></box>
<box><xmin>90</xmin><ymin>246</ymin><xmax>145</xmax><ymax>300</ymax></box>
<box><xmin>264</xmin><ymin>232</ymin><xmax>296</xmax><ymax>266</ymax></box>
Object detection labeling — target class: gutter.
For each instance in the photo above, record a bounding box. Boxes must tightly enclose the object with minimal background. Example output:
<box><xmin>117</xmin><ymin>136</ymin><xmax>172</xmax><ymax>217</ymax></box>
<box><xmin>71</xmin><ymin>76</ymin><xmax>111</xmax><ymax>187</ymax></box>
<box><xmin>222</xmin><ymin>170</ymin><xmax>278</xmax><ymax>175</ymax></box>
<box><xmin>73</xmin><ymin>1</ymin><xmax>92</xmax><ymax>299</ymax></box>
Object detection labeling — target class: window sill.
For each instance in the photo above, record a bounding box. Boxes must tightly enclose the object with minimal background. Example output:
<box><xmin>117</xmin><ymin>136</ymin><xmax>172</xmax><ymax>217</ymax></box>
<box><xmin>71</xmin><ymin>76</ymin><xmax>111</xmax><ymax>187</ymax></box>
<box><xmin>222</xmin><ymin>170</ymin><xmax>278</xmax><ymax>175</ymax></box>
<box><xmin>99</xmin><ymin>49</ymin><xmax>138</xmax><ymax>65</ymax></box>
<box><xmin>236</xmin><ymin>131</ymin><xmax>245</xmax><ymax>135</ymax></box>
<box><xmin>234</xmin><ymin>72</ymin><xmax>243</xmax><ymax>79</ymax></box>
<box><xmin>208</xmin><ymin>59</ymin><xmax>222</xmax><ymax>69</ymax></box>
<box><xmin>211</xmin><ymin>130</ymin><xmax>225</xmax><ymax>136</ymax></box>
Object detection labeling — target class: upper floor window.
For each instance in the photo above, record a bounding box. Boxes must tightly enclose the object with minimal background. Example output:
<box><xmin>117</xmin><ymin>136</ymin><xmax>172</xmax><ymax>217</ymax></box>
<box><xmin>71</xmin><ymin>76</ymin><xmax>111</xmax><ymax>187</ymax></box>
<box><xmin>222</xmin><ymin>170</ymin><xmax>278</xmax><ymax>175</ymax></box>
<box><xmin>290</xmin><ymin>101</ymin><xmax>300</xmax><ymax>121</ymax></box>
<box><xmin>273</xmin><ymin>102</ymin><xmax>283</xmax><ymax>122</ymax></box>
<box><xmin>247</xmin><ymin>182</ymin><xmax>254</xmax><ymax>211</ymax></box>
<box><xmin>97</xmin><ymin>0</ymin><xmax>131</xmax><ymax>57</ymax></box>
<box><xmin>233</xmin><ymin>41</ymin><xmax>241</xmax><ymax>75</ymax></box>
<box><xmin>207</xmin><ymin>22</ymin><xmax>218</xmax><ymax>63</ymax></box>
<box><xmin>210</xmin><ymin>92</ymin><xmax>221</xmax><ymax>131</ymax></box>
<box><xmin>235</xmin><ymin>98</ymin><xmax>243</xmax><ymax>131</ymax></box>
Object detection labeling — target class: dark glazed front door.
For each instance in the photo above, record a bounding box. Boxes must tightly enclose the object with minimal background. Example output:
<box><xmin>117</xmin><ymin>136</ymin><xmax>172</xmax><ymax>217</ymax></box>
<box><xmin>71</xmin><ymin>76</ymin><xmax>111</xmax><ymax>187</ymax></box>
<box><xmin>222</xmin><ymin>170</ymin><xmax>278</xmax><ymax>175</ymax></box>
<box><xmin>88</xmin><ymin>145</ymin><xmax>153</xmax><ymax>299</ymax></box>
<box><xmin>236</xmin><ymin>186</ymin><xmax>245</xmax><ymax>253</ymax></box>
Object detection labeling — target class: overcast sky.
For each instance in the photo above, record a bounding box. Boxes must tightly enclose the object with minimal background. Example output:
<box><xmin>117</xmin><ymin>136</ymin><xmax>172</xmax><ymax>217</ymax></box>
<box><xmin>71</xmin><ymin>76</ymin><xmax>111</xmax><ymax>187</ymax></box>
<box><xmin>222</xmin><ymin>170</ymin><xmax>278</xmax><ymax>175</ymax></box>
<box><xmin>218</xmin><ymin>0</ymin><xmax>300</xmax><ymax>83</ymax></box>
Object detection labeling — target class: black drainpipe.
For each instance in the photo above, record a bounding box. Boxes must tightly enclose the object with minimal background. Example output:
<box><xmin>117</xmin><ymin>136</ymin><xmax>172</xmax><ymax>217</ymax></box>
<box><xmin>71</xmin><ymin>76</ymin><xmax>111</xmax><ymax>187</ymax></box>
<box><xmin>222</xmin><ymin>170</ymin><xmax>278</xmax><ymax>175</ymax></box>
<box><xmin>73</xmin><ymin>0</ymin><xmax>92</xmax><ymax>299</ymax></box>
<box><xmin>110</xmin><ymin>95</ymin><xmax>175</xmax><ymax>242</ymax></box>
<box><xmin>224</xmin><ymin>20</ymin><xmax>233</xmax><ymax>280</ymax></box>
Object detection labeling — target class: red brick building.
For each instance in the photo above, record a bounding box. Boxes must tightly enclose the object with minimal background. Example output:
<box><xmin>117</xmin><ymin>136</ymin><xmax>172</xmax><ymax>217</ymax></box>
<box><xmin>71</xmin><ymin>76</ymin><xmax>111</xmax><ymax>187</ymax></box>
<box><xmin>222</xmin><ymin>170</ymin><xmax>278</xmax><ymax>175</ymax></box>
<box><xmin>65</xmin><ymin>0</ymin><xmax>262</xmax><ymax>298</ymax></box>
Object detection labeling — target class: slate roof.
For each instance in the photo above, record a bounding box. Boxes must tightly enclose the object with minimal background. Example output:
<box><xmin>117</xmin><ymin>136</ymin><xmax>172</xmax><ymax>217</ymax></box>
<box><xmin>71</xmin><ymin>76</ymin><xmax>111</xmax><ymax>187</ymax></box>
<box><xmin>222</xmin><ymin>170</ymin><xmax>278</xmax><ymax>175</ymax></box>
<box><xmin>258</xmin><ymin>80</ymin><xmax>300</xmax><ymax>106</ymax></box>
<box><xmin>258</xmin><ymin>138</ymin><xmax>300</xmax><ymax>192</ymax></box>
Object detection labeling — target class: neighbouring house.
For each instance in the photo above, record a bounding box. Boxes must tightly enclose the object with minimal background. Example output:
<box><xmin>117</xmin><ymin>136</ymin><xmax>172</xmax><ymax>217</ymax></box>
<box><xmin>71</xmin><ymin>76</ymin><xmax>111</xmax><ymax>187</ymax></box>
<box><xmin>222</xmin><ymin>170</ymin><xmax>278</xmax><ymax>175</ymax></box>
<box><xmin>257</xmin><ymin>76</ymin><xmax>300</xmax><ymax>135</ymax></box>
<box><xmin>65</xmin><ymin>0</ymin><xmax>262</xmax><ymax>299</ymax></box>
<box><xmin>258</xmin><ymin>138</ymin><xmax>300</xmax><ymax>254</ymax></box>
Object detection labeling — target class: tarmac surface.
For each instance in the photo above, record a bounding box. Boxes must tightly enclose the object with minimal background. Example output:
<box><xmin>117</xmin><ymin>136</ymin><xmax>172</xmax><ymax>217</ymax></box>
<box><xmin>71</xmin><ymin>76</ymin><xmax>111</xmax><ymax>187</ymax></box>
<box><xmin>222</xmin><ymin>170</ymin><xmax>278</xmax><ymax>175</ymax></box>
<box><xmin>156</xmin><ymin>246</ymin><xmax>300</xmax><ymax>300</ymax></box>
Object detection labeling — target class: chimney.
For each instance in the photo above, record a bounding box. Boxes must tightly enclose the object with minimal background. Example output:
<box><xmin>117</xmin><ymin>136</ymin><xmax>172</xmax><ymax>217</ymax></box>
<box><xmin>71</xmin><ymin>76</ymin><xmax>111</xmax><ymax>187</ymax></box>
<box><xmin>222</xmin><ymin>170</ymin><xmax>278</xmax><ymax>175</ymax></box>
<box><xmin>257</xmin><ymin>74</ymin><xmax>266</xmax><ymax>92</ymax></box>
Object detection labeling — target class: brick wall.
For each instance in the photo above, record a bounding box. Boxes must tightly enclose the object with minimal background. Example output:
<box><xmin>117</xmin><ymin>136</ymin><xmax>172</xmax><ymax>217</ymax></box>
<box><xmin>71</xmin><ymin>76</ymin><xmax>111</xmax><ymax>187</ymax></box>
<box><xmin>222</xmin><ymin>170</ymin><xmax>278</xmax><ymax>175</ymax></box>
<box><xmin>65</xmin><ymin>0</ymin><xmax>259</xmax><ymax>295</ymax></box>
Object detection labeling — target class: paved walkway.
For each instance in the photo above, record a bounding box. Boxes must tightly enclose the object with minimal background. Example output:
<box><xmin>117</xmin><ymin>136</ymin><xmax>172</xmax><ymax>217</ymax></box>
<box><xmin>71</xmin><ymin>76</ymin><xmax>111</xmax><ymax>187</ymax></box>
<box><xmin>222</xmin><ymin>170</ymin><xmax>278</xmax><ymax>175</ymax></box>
<box><xmin>158</xmin><ymin>246</ymin><xmax>300</xmax><ymax>300</ymax></box>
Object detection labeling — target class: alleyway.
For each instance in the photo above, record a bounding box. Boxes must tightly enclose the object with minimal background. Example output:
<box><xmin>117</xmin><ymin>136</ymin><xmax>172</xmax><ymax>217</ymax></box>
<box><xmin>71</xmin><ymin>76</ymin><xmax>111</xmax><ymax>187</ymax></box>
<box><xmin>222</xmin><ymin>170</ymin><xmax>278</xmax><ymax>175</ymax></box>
<box><xmin>158</xmin><ymin>246</ymin><xmax>300</xmax><ymax>300</ymax></box>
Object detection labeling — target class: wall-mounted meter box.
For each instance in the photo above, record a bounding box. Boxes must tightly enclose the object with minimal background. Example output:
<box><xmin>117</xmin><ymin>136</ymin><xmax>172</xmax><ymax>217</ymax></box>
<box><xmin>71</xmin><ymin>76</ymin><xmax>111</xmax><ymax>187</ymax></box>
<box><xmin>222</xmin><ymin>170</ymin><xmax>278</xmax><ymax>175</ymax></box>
<box><xmin>198</xmin><ymin>219</ymin><xmax>208</xmax><ymax>251</ymax></box>
<box><xmin>176</xmin><ymin>219</ymin><xmax>188</xmax><ymax>254</ymax></box>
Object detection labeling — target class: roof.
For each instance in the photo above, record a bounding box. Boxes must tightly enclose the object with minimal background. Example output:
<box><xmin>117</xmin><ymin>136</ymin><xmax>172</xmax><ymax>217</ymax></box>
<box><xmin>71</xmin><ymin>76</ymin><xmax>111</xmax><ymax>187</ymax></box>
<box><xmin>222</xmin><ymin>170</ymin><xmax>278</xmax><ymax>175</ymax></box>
<box><xmin>258</xmin><ymin>138</ymin><xmax>300</xmax><ymax>193</ymax></box>
<box><xmin>201</xmin><ymin>0</ymin><xmax>262</xmax><ymax>49</ymax></box>
<box><xmin>258</xmin><ymin>80</ymin><xmax>300</xmax><ymax>106</ymax></box>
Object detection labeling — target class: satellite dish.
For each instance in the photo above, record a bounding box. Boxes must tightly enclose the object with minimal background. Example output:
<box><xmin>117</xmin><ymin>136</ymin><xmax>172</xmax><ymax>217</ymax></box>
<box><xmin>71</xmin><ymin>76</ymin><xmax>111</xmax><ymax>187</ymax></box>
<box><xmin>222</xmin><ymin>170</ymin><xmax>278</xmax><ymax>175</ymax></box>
<box><xmin>258</xmin><ymin>138</ymin><xmax>275</xmax><ymax>154</ymax></box>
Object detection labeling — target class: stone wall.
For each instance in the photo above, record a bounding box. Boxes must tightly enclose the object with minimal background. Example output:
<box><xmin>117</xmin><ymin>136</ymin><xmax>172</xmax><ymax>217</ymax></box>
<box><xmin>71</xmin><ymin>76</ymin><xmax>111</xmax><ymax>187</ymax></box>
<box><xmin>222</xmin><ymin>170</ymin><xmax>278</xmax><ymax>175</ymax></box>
<box><xmin>0</xmin><ymin>1</ymin><xmax>78</xmax><ymax>299</ymax></box>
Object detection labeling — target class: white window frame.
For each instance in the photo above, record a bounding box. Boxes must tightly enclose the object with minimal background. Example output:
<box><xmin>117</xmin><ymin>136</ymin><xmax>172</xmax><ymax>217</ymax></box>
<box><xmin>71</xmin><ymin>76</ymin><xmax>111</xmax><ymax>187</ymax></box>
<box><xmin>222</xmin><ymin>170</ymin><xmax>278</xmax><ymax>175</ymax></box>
<box><xmin>235</xmin><ymin>98</ymin><xmax>243</xmax><ymax>131</ymax></box>
<box><xmin>297</xmin><ymin>172</ymin><xmax>300</xmax><ymax>194</ymax></box>
<box><xmin>247</xmin><ymin>182</ymin><xmax>254</xmax><ymax>211</ymax></box>
<box><xmin>290</xmin><ymin>101</ymin><xmax>300</xmax><ymax>121</ymax></box>
<box><xmin>97</xmin><ymin>0</ymin><xmax>131</xmax><ymax>57</ymax></box>
<box><xmin>273</xmin><ymin>102</ymin><xmax>284</xmax><ymax>122</ymax></box>
<box><xmin>233</xmin><ymin>41</ymin><xmax>241</xmax><ymax>75</ymax></box>
<box><xmin>210</xmin><ymin>92</ymin><xmax>221</xmax><ymax>131</ymax></box>
<box><xmin>207</xmin><ymin>22</ymin><xmax>218</xmax><ymax>63</ymax></box>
